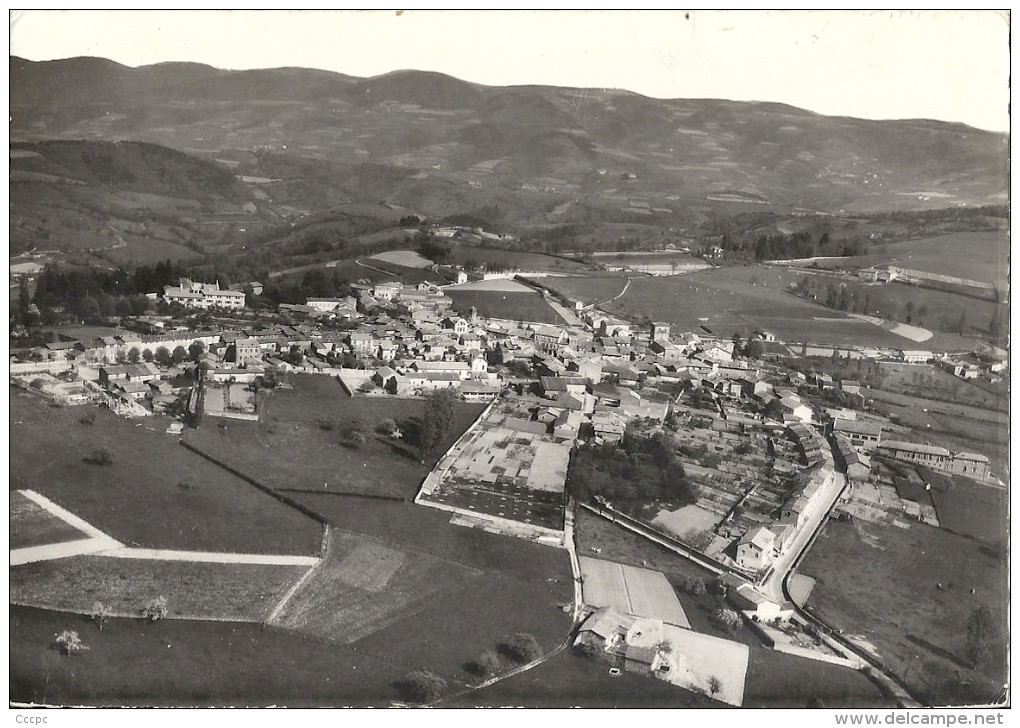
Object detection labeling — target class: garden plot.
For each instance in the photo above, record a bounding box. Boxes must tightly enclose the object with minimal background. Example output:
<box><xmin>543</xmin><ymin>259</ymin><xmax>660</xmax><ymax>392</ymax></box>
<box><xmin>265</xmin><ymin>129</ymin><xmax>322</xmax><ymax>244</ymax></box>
<box><xmin>11</xmin><ymin>556</ymin><xmax>310</xmax><ymax>622</ymax></box>
<box><xmin>269</xmin><ymin>529</ymin><xmax>477</xmax><ymax>644</ymax></box>
<box><xmin>578</xmin><ymin>556</ymin><xmax>689</xmax><ymax>627</ymax></box>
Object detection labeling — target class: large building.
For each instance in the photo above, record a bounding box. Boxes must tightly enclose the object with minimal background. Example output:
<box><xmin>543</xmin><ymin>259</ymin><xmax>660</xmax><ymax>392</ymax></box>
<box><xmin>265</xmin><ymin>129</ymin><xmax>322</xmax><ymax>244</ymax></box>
<box><xmin>163</xmin><ymin>278</ymin><xmax>245</xmax><ymax>310</ymax></box>
<box><xmin>876</xmin><ymin>440</ymin><xmax>991</xmax><ymax>479</ymax></box>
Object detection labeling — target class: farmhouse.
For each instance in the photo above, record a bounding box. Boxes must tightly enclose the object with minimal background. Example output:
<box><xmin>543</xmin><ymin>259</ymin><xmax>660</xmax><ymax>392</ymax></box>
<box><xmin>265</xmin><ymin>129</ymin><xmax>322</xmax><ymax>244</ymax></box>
<box><xmin>833</xmin><ymin>434</ymin><xmax>872</xmax><ymax>481</ymax></box>
<box><xmin>832</xmin><ymin>418</ymin><xmax>882</xmax><ymax>451</ymax></box>
<box><xmin>899</xmin><ymin>349</ymin><xmax>933</xmax><ymax>364</ymax></box>
<box><xmin>735</xmin><ymin>525</ymin><xmax>782</xmax><ymax>571</ymax></box>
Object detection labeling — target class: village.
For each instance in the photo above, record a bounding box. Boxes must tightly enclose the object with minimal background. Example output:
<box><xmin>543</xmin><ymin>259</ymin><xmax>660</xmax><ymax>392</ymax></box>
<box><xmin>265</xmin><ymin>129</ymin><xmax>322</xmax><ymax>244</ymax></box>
<box><xmin>9</xmin><ymin>255</ymin><xmax>1007</xmax><ymax>706</ymax></box>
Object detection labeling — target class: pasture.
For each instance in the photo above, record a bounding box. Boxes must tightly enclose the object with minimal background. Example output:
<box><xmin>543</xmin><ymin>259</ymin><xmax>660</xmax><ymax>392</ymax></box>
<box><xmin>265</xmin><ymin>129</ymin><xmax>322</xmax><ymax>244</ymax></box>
<box><xmin>538</xmin><ymin>273</ymin><xmax>631</xmax><ymax>306</ymax></box>
<box><xmin>10</xmin><ymin>389</ymin><xmax>323</xmax><ymax>556</ymax></box>
<box><xmin>930</xmin><ymin>479</ymin><xmax>1008</xmax><ymax>547</ymax></box>
<box><xmin>446</xmin><ymin>245</ymin><xmax>588</xmax><ymax>273</ymax></box>
<box><xmin>849</xmin><ymin>232</ymin><xmax>1008</xmax><ymax>289</ymax></box>
<box><xmin>270</xmin><ymin>529</ymin><xmax>477</xmax><ymax>644</ymax></box>
<box><xmin>605</xmin><ymin>271</ymin><xmax>910</xmax><ymax>347</ymax></box>
<box><xmin>445</xmin><ymin>287</ymin><xmax>566</xmax><ymax>324</ymax></box>
<box><xmin>11</xmin><ymin>556</ymin><xmax>309</xmax><ymax>622</ymax></box>
<box><xmin>184</xmin><ymin>374</ymin><xmax>485</xmax><ymax>499</ymax></box>
<box><xmin>801</xmin><ymin>520</ymin><xmax>1007</xmax><ymax>705</ymax></box>
<box><xmin>10</xmin><ymin>490</ymin><xmax>88</xmax><ymax>550</ymax></box>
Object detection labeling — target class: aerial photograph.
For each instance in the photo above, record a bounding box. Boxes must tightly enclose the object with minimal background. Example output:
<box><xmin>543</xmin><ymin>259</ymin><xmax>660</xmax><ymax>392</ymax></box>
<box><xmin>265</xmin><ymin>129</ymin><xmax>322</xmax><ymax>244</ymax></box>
<box><xmin>8</xmin><ymin>9</ymin><xmax>1010</xmax><ymax>716</ymax></box>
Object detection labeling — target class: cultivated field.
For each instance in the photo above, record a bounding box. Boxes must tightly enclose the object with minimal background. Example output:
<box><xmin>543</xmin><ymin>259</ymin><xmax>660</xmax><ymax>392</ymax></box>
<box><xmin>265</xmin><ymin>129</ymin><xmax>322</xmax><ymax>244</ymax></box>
<box><xmin>10</xmin><ymin>389</ymin><xmax>323</xmax><ymax>555</ymax></box>
<box><xmin>537</xmin><ymin>273</ymin><xmax>631</xmax><ymax>306</ymax></box>
<box><xmin>849</xmin><ymin>232</ymin><xmax>1008</xmax><ymax>289</ymax></box>
<box><xmin>10</xmin><ymin>491</ymin><xmax>88</xmax><ymax>550</ymax></box>
<box><xmin>801</xmin><ymin>520</ymin><xmax>1007</xmax><ymax>705</ymax></box>
<box><xmin>578</xmin><ymin>556</ymin><xmax>689</xmax><ymax>627</ymax></box>
<box><xmin>444</xmin><ymin>287</ymin><xmax>566</xmax><ymax>324</ymax></box>
<box><xmin>446</xmin><ymin>245</ymin><xmax>588</xmax><ymax>273</ymax></box>
<box><xmin>366</xmin><ymin>249</ymin><xmax>433</xmax><ymax>268</ymax></box>
<box><xmin>605</xmin><ymin>271</ymin><xmax>910</xmax><ymax>347</ymax></box>
<box><xmin>11</xmin><ymin>557</ymin><xmax>308</xmax><ymax>622</ymax></box>
<box><xmin>184</xmin><ymin>375</ymin><xmax>485</xmax><ymax>498</ymax></box>
<box><xmin>270</xmin><ymin>529</ymin><xmax>477</xmax><ymax>644</ymax></box>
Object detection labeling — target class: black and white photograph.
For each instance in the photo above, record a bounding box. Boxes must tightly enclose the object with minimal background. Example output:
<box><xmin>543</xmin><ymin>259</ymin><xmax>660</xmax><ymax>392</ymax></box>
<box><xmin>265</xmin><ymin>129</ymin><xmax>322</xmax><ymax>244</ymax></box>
<box><xmin>8</xmin><ymin>9</ymin><xmax>1010</xmax><ymax>716</ymax></box>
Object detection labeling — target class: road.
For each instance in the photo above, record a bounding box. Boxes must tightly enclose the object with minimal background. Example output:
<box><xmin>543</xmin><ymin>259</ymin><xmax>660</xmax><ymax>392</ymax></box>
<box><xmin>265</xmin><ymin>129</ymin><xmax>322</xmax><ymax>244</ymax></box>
<box><xmin>759</xmin><ymin>468</ymin><xmax>846</xmax><ymax>603</ymax></box>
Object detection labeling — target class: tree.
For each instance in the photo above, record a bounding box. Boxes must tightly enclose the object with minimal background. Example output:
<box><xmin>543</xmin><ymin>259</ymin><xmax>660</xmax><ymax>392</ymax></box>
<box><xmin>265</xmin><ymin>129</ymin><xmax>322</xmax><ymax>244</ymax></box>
<box><xmin>54</xmin><ymin>630</ymin><xmax>88</xmax><ymax>656</ymax></box>
<box><xmin>506</xmin><ymin>633</ymin><xmax>542</xmax><ymax>663</ymax></box>
<box><xmin>127</xmin><ymin>346</ymin><xmax>141</xmax><ymax>364</ymax></box>
<box><xmin>708</xmin><ymin>675</ymin><xmax>722</xmax><ymax>697</ymax></box>
<box><xmin>713</xmin><ymin>608</ymin><xmax>741</xmax><ymax>635</ymax></box>
<box><xmin>171</xmin><ymin>346</ymin><xmax>188</xmax><ymax>365</ymax></box>
<box><xmin>142</xmin><ymin>348</ymin><xmax>154</xmax><ymax>363</ymax></box>
<box><xmin>89</xmin><ymin>601</ymin><xmax>110</xmax><ymax>631</ymax></box>
<box><xmin>154</xmin><ymin>346</ymin><xmax>172</xmax><ymax>367</ymax></box>
<box><xmin>745</xmin><ymin>338</ymin><xmax>764</xmax><ymax>361</ymax></box>
<box><xmin>965</xmin><ymin>604</ymin><xmax>996</xmax><ymax>665</ymax></box>
<box><xmin>188</xmin><ymin>340</ymin><xmax>206</xmax><ymax>363</ymax></box>
<box><xmin>403</xmin><ymin>669</ymin><xmax>447</xmax><ymax>703</ymax></box>
<box><xmin>473</xmin><ymin>650</ymin><xmax>502</xmax><ymax>678</ymax></box>
<box><xmin>143</xmin><ymin>595</ymin><xmax>168</xmax><ymax>621</ymax></box>
<box><xmin>682</xmin><ymin>576</ymin><xmax>707</xmax><ymax>596</ymax></box>
<box><xmin>419</xmin><ymin>388</ymin><xmax>457</xmax><ymax>462</ymax></box>
<box><xmin>376</xmin><ymin>418</ymin><xmax>398</xmax><ymax>436</ymax></box>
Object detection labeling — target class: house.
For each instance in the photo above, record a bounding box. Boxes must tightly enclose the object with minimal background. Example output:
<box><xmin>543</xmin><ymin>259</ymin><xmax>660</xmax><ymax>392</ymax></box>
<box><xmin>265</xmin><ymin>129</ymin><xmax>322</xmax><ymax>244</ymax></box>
<box><xmin>540</xmin><ymin>376</ymin><xmax>587</xmax><ymax>397</ymax></box>
<box><xmin>735</xmin><ymin>525</ymin><xmax>780</xmax><ymax>571</ymax></box>
<box><xmin>372</xmin><ymin>282</ymin><xmax>401</xmax><ymax>301</ymax></box>
<box><xmin>112</xmin><ymin>380</ymin><xmax>151</xmax><ymax>401</ymax></box>
<box><xmin>900</xmin><ymin>349</ymin><xmax>934</xmax><ymax>364</ymax></box>
<box><xmin>348</xmin><ymin>332</ymin><xmax>376</xmax><ymax>356</ymax></box>
<box><xmin>413</xmin><ymin>360</ymin><xmax>473</xmax><ymax>380</ymax></box>
<box><xmin>442</xmin><ymin>316</ymin><xmax>469</xmax><ymax>335</ymax></box>
<box><xmin>163</xmin><ymin>278</ymin><xmax>245</xmax><ymax>310</ymax></box>
<box><xmin>531</xmin><ymin>325</ymin><xmax>568</xmax><ymax>353</ymax></box>
<box><xmin>832</xmin><ymin>418</ymin><xmax>881</xmax><ymax>450</ymax></box>
<box><xmin>650</xmin><ymin>321</ymin><xmax>671</xmax><ymax>341</ymax></box>
<box><xmin>552</xmin><ymin>409</ymin><xmax>585</xmax><ymax>440</ymax></box>
<box><xmin>592</xmin><ymin>411</ymin><xmax>627</xmax><ymax>443</ymax></box>
<box><xmin>833</xmin><ymin>434</ymin><xmax>871</xmax><ymax>481</ymax></box>
<box><xmin>459</xmin><ymin>380</ymin><xmax>501</xmax><ymax>402</ymax></box>
<box><xmin>231</xmin><ymin>337</ymin><xmax>262</xmax><ymax>366</ymax></box>
<box><xmin>839</xmin><ymin>380</ymin><xmax>861</xmax><ymax>395</ymax></box>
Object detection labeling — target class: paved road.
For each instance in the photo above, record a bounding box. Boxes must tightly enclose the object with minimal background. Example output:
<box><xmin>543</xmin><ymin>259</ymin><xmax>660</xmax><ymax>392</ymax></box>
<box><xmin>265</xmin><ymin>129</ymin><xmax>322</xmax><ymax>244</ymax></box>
<box><xmin>759</xmin><ymin>469</ymin><xmax>846</xmax><ymax>603</ymax></box>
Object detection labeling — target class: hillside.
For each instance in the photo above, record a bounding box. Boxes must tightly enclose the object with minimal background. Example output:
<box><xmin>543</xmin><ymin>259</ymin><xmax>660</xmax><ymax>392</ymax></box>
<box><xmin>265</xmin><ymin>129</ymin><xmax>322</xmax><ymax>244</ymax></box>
<box><xmin>11</xmin><ymin>57</ymin><xmax>1008</xmax><ymax>220</ymax></box>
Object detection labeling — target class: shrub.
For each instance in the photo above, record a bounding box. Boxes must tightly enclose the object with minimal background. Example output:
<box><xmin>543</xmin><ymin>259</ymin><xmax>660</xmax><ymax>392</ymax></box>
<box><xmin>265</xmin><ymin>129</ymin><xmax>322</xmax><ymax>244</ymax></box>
<box><xmin>142</xmin><ymin>595</ymin><xmax>168</xmax><ymax>621</ymax></box>
<box><xmin>54</xmin><ymin>630</ymin><xmax>88</xmax><ymax>656</ymax></box>
<box><xmin>682</xmin><ymin>576</ymin><xmax>707</xmax><ymax>595</ymax></box>
<box><xmin>83</xmin><ymin>448</ymin><xmax>114</xmax><ymax>466</ymax></box>
<box><xmin>506</xmin><ymin>633</ymin><xmax>542</xmax><ymax>663</ymax></box>
<box><xmin>713</xmin><ymin>608</ymin><xmax>741</xmax><ymax>635</ymax></box>
<box><xmin>376</xmin><ymin>418</ymin><xmax>398</xmax><ymax>436</ymax></box>
<box><xmin>79</xmin><ymin>413</ymin><xmax>96</xmax><ymax>425</ymax></box>
<box><xmin>403</xmin><ymin>669</ymin><xmax>447</xmax><ymax>703</ymax></box>
<box><xmin>474</xmin><ymin>650</ymin><xmax>502</xmax><ymax>678</ymax></box>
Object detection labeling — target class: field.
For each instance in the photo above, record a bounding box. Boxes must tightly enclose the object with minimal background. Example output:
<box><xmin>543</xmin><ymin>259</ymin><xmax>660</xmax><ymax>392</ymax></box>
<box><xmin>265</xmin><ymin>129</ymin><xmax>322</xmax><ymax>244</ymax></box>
<box><xmin>875</xmin><ymin>363</ymin><xmax>1005</xmax><ymax>411</ymax></box>
<box><xmin>445</xmin><ymin>287</ymin><xmax>566</xmax><ymax>324</ymax></box>
<box><xmin>536</xmin><ymin>273</ymin><xmax>631</xmax><ymax>306</ymax></box>
<box><xmin>10</xmin><ymin>490</ymin><xmax>88</xmax><ymax>550</ymax></box>
<box><xmin>605</xmin><ymin>270</ymin><xmax>911</xmax><ymax>348</ymax></box>
<box><xmin>929</xmin><ymin>480</ymin><xmax>1008</xmax><ymax>547</ymax></box>
<box><xmin>577</xmin><ymin>556</ymin><xmax>689</xmax><ymax>627</ymax></box>
<box><xmin>11</xmin><ymin>557</ymin><xmax>308</xmax><ymax>622</ymax></box>
<box><xmin>446</xmin><ymin>244</ymin><xmax>588</xmax><ymax>273</ymax></box>
<box><xmin>270</xmin><ymin>528</ymin><xmax>477</xmax><ymax>644</ymax></box>
<box><xmin>801</xmin><ymin>520</ymin><xmax>1008</xmax><ymax>705</ymax></box>
<box><xmin>366</xmin><ymin>249</ymin><xmax>433</xmax><ymax>269</ymax></box>
<box><xmin>10</xmin><ymin>388</ymin><xmax>323</xmax><ymax>555</ymax></box>
<box><xmin>846</xmin><ymin>232</ymin><xmax>1008</xmax><ymax>290</ymax></box>
<box><xmin>184</xmin><ymin>375</ymin><xmax>485</xmax><ymax>498</ymax></box>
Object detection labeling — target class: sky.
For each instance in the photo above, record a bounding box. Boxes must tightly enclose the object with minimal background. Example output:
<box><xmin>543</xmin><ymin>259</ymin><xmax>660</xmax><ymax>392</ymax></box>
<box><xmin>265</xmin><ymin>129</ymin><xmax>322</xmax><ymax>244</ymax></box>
<box><xmin>7</xmin><ymin>9</ymin><xmax>1012</xmax><ymax>132</ymax></box>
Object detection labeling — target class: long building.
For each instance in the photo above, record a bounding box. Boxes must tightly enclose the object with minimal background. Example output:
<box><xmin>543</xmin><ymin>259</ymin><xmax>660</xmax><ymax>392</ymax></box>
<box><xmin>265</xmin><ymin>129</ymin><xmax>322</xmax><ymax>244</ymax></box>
<box><xmin>876</xmin><ymin>440</ymin><xmax>990</xmax><ymax>479</ymax></box>
<box><xmin>163</xmin><ymin>278</ymin><xmax>245</xmax><ymax>310</ymax></box>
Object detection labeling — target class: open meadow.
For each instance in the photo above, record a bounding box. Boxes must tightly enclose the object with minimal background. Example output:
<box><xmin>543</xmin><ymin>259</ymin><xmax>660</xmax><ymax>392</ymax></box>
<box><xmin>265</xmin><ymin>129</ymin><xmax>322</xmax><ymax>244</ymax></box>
<box><xmin>801</xmin><ymin>519</ymin><xmax>1007</xmax><ymax>705</ymax></box>
<box><xmin>537</xmin><ymin>273</ymin><xmax>632</xmax><ymax>306</ymax></box>
<box><xmin>184</xmin><ymin>374</ymin><xmax>485</xmax><ymax>499</ymax></box>
<box><xmin>11</xmin><ymin>557</ymin><xmax>309</xmax><ymax>622</ymax></box>
<box><xmin>604</xmin><ymin>270</ymin><xmax>911</xmax><ymax>348</ymax></box>
<box><xmin>444</xmin><ymin>286</ymin><xmax>566</xmax><ymax>324</ymax></box>
<box><xmin>10</xmin><ymin>388</ymin><xmax>323</xmax><ymax>555</ymax></box>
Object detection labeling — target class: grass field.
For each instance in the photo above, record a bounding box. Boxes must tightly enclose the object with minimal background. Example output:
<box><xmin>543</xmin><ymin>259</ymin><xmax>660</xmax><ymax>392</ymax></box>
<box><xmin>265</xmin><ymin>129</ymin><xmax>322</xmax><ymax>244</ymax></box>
<box><xmin>876</xmin><ymin>363</ymin><xmax>1005</xmax><ymax>411</ymax></box>
<box><xmin>184</xmin><ymin>375</ymin><xmax>485</xmax><ymax>498</ymax></box>
<box><xmin>849</xmin><ymin>232</ymin><xmax>1008</xmax><ymax>289</ymax></box>
<box><xmin>11</xmin><ymin>557</ymin><xmax>308</xmax><ymax>622</ymax></box>
<box><xmin>445</xmin><ymin>288</ymin><xmax>566</xmax><ymax>324</ymax></box>
<box><xmin>10</xmin><ymin>491</ymin><xmax>89</xmax><ymax>550</ymax></box>
<box><xmin>446</xmin><ymin>245</ymin><xmax>588</xmax><ymax>273</ymax></box>
<box><xmin>801</xmin><ymin>520</ymin><xmax>1007</xmax><ymax>705</ymax></box>
<box><xmin>270</xmin><ymin>528</ymin><xmax>477</xmax><ymax>644</ymax></box>
<box><xmin>537</xmin><ymin>273</ymin><xmax>631</xmax><ymax>306</ymax></box>
<box><xmin>10</xmin><ymin>389</ymin><xmax>323</xmax><ymax>556</ymax></box>
<box><xmin>605</xmin><ymin>270</ymin><xmax>911</xmax><ymax>347</ymax></box>
<box><xmin>929</xmin><ymin>480</ymin><xmax>1008</xmax><ymax>547</ymax></box>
